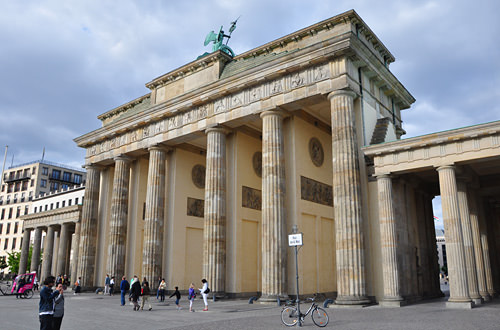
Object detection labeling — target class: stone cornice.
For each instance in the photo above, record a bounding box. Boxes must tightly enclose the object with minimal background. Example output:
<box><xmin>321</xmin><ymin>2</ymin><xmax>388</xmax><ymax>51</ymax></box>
<box><xmin>97</xmin><ymin>94</ymin><xmax>151</xmax><ymax>122</ymax></box>
<box><xmin>20</xmin><ymin>205</ymin><xmax>82</xmax><ymax>228</ymax></box>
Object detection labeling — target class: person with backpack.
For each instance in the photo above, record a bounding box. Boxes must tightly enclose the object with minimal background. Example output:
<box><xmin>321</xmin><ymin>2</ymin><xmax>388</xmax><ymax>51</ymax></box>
<box><xmin>200</xmin><ymin>279</ymin><xmax>209</xmax><ymax>311</ymax></box>
<box><xmin>120</xmin><ymin>276</ymin><xmax>130</xmax><ymax>306</ymax></box>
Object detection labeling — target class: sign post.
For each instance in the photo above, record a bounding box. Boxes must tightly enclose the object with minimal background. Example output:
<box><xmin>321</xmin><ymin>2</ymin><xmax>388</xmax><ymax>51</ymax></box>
<box><xmin>288</xmin><ymin>225</ymin><xmax>303</xmax><ymax>327</ymax></box>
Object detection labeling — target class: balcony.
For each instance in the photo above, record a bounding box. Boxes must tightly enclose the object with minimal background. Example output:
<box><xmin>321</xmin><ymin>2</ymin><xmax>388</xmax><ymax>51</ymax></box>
<box><xmin>4</xmin><ymin>174</ymin><xmax>31</xmax><ymax>183</ymax></box>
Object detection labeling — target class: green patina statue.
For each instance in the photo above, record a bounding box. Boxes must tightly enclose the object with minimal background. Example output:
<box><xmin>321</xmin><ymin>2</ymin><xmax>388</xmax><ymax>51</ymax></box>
<box><xmin>198</xmin><ymin>17</ymin><xmax>239</xmax><ymax>59</ymax></box>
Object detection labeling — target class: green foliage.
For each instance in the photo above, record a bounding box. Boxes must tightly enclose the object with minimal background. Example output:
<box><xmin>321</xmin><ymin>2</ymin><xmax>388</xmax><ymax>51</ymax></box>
<box><xmin>0</xmin><ymin>256</ymin><xmax>7</xmax><ymax>270</ymax></box>
<box><xmin>6</xmin><ymin>245</ymin><xmax>41</xmax><ymax>274</ymax></box>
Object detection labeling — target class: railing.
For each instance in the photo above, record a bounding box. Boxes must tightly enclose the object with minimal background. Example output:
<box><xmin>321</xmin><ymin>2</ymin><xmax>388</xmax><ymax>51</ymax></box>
<box><xmin>8</xmin><ymin>159</ymin><xmax>85</xmax><ymax>173</ymax></box>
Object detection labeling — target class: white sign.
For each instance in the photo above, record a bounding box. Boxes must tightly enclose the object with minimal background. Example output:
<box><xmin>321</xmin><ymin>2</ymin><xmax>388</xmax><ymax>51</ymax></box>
<box><xmin>288</xmin><ymin>233</ymin><xmax>303</xmax><ymax>246</ymax></box>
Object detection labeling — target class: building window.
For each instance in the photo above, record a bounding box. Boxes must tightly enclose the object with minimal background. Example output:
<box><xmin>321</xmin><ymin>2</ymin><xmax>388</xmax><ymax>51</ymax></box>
<box><xmin>4</xmin><ymin>239</ymin><xmax>8</xmax><ymax>250</ymax></box>
<box><xmin>42</xmin><ymin>167</ymin><xmax>48</xmax><ymax>175</ymax></box>
<box><xmin>16</xmin><ymin>207</ymin><xmax>20</xmax><ymax>218</ymax></box>
<box><xmin>14</xmin><ymin>182</ymin><xmax>21</xmax><ymax>192</ymax></box>
<box><xmin>8</xmin><ymin>208</ymin><xmax>13</xmax><ymax>219</ymax></box>
<box><xmin>24</xmin><ymin>206</ymin><xmax>28</xmax><ymax>215</ymax></box>
<box><xmin>13</xmin><ymin>194</ymin><xmax>17</xmax><ymax>203</ymax></box>
<box><xmin>14</xmin><ymin>222</ymin><xmax>18</xmax><ymax>234</ymax></box>
<box><xmin>50</xmin><ymin>203</ymin><xmax>53</xmax><ymax>210</ymax></box>
<box><xmin>56</xmin><ymin>202</ymin><xmax>59</xmax><ymax>208</ymax></box>
<box><xmin>30</xmin><ymin>179</ymin><xmax>34</xmax><ymax>187</ymax></box>
<box><xmin>32</xmin><ymin>166</ymin><xmax>36</xmax><ymax>175</ymax></box>
<box><xmin>75</xmin><ymin>198</ymin><xmax>79</xmax><ymax>205</ymax></box>
<box><xmin>34</xmin><ymin>206</ymin><xmax>37</xmax><ymax>213</ymax></box>
<box><xmin>51</xmin><ymin>169</ymin><xmax>61</xmax><ymax>180</ymax></box>
<box><xmin>74</xmin><ymin>174</ymin><xmax>82</xmax><ymax>184</ymax></box>
<box><xmin>45</xmin><ymin>205</ymin><xmax>48</xmax><ymax>211</ymax></box>
<box><xmin>62</xmin><ymin>201</ymin><xmax>65</xmax><ymax>207</ymax></box>
<box><xmin>62</xmin><ymin>184</ymin><xmax>69</xmax><ymax>190</ymax></box>
<box><xmin>1</xmin><ymin>209</ymin><xmax>4</xmax><ymax>220</ymax></box>
<box><xmin>11</xmin><ymin>238</ymin><xmax>16</xmax><ymax>250</ymax></box>
<box><xmin>0</xmin><ymin>223</ymin><xmax>2</xmax><ymax>234</ymax></box>
<box><xmin>50</xmin><ymin>182</ymin><xmax>59</xmax><ymax>191</ymax></box>
<box><xmin>7</xmin><ymin>184</ymin><xmax>13</xmax><ymax>193</ymax></box>
<box><xmin>1</xmin><ymin>184</ymin><xmax>4</xmax><ymax>192</ymax></box>
<box><xmin>63</xmin><ymin>172</ymin><xmax>71</xmax><ymax>181</ymax></box>
<box><xmin>68</xmin><ymin>199</ymin><xmax>72</xmax><ymax>206</ymax></box>
<box><xmin>41</xmin><ymin>179</ymin><xmax>47</xmax><ymax>188</ymax></box>
<box><xmin>22</xmin><ymin>181</ymin><xmax>28</xmax><ymax>191</ymax></box>
<box><xmin>6</xmin><ymin>223</ymin><xmax>10</xmax><ymax>234</ymax></box>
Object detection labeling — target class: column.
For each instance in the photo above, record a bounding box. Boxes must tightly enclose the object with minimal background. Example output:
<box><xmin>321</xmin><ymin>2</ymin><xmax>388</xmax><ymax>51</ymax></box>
<box><xmin>260</xmin><ymin>110</ymin><xmax>287</xmax><ymax>301</ymax></box>
<box><xmin>18</xmin><ymin>228</ymin><xmax>32</xmax><ymax>274</ymax></box>
<box><xmin>424</xmin><ymin>194</ymin><xmax>442</xmax><ymax>297</ymax></box>
<box><xmin>204</xmin><ymin>128</ymin><xmax>227</xmax><ymax>295</ymax></box>
<box><xmin>377</xmin><ymin>175</ymin><xmax>404</xmax><ymax>306</ymax></box>
<box><xmin>328</xmin><ymin>89</ymin><xmax>369</xmax><ymax>305</ymax></box>
<box><xmin>436</xmin><ymin>165</ymin><xmax>472</xmax><ymax>308</ymax></box>
<box><xmin>456</xmin><ymin>180</ymin><xmax>481</xmax><ymax>304</ymax></box>
<box><xmin>56</xmin><ymin>223</ymin><xmax>70</xmax><ymax>276</ymax></box>
<box><xmin>70</xmin><ymin>222</ymin><xmax>81</xmax><ymax>285</ymax></box>
<box><xmin>477</xmin><ymin>199</ymin><xmax>496</xmax><ymax>297</ymax></box>
<box><xmin>30</xmin><ymin>227</ymin><xmax>43</xmax><ymax>274</ymax></box>
<box><xmin>142</xmin><ymin>146</ymin><xmax>166</xmax><ymax>289</ymax></box>
<box><xmin>51</xmin><ymin>230</ymin><xmax>59</xmax><ymax>276</ymax></box>
<box><xmin>467</xmin><ymin>189</ymin><xmax>490</xmax><ymax>301</ymax></box>
<box><xmin>41</xmin><ymin>226</ymin><xmax>55</xmax><ymax>281</ymax></box>
<box><xmin>107</xmin><ymin>156</ymin><xmax>132</xmax><ymax>279</ymax></box>
<box><xmin>77</xmin><ymin>165</ymin><xmax>101</xmax><ymax>288</ymax></box>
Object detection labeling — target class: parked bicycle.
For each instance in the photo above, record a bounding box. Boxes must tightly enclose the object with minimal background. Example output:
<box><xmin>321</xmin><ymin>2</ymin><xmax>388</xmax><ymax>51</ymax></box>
<box><xmin>281</xmin><ymin>296</ymin><xmax>329</xmax><ymax>327</ymax></box>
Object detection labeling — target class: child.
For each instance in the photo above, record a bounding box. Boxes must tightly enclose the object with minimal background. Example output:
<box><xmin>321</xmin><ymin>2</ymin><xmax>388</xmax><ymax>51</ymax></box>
<box><xmin>188</xmin><ymin>283</ymin><xmax>196</xmax><ymax>312</ymax></box>
<box><xmin>169</xmin><ymin>286</ymin><xmax>182</xmax><ymax>310</ymax></box>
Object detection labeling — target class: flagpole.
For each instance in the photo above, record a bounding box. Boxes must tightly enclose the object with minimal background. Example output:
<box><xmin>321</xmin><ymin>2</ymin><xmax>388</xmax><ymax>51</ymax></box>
<box><xmin>0</xmin><ymin>145</ymin><xmax>7</xmax><ymax>189</ymax></box>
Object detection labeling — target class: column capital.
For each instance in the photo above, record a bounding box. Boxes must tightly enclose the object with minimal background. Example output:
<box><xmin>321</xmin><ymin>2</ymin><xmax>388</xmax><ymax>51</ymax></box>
<box><xmin>84</xmin><ymin>163</ymin><xmax>103</xmax><ymax>171</ymax></box>
<box><xmin>327</xmin><ymin>88</ymin><xmax>358</xmax><ymax>100</ymax></box>
<box><xmin>259</xmin><ymin>109</ymin><xmax>287</xmax><ymax>119</ymax></box>
<box><xmin>205</xmin><ymin>126</ymin><xmax>230</xmax><ymax>135</ymax></box>
<box><xmin>436</xmin><ymin>164</ymin><xmax>455</xmax><ymax>172</ymax></box>
<box><xmin>376</xmin><ymin>173</ymin><xmax>392</xmax><ymax>180</ymax></box>
<box><xmin>147</xmin><ymin>145</ymin><xmax>171</xmax><ymax>153</ymax></box>
<box><xmin>113</xmin><ymin>154</ymin><xmax>134</xmax><ymax>163</ymax></box>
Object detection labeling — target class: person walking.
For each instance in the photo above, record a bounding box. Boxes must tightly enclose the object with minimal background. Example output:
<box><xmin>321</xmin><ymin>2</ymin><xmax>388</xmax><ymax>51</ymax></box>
<box><xmin>188</xmin><ymin>283</ymin><xmax>196</xmax><ymax>312</ymax></box>
<box><xmin>169</xmin><ymin>286</ymin><xmax>181</xmax><ymax>310</ymax></box>
<box><xmin>130</xmin><ymin>276</ymin><xmax>141</xmax><ymax>311</ymax></box>
<box><xmin>109</xmin><ymin>276</ymin><xmax>115</xmax><ymax>296</ymax></box>
<box><xmin>53</xmin><ymin>283</ymin><xmax>65</xmax><ymax>330</ymax></box>
<box><xmin>140</xmin><ymin>278</ymin><xmax>152</xmax><ymax>311</ymax></box>
<box><xmin>120</xmin><ymin>276</ymin><xmax>129</xmax><ymax>306</ymax></box>
<box><xmin>104</xmin><ymin>274</ymin><xmax>110</xmax><ymax>295</ymax></box>
<box><xmin>158</xmin><ymin>278</ymin><xmax>167</xmax><ymax>302</ymax></box>
<box><xmin>200</xmin><ymin>279</ymin><xmax>209</xmax><ymax>311</ymax></box>
<box><xmin>39</xmin><ymin>276</ymin><xmax>58</xmax><ymax>330</ymax></box>
<box><xmin>156</xmin><ymin>276</ymin><xmax>162</xmax><ymax>300</ymax></box>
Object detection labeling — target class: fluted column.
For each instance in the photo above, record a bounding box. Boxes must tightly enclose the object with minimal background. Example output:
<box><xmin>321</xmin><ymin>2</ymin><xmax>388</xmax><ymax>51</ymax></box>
<box><xmin>377</xmin><ymin>174</ymin><xmax>404</xmax><ymax>306</ymax></box>
<box><xmin>203</xmin><ymin>128</ymin><xmax>227</xmax><ymax>295</ymax></box>
<box><xmin>70</xmin><ymin>222</ymin><xmax>81</xmax><ymax>285</ymax></box>
<box><xmin>41</xmin><ymin>226</ymin><xmax>55</xmax><ymax>281</ymax></box>
<box><xmin>30</xmin><ymin>227</ymin><xmax>43</xmax><ymax>274</ymax></box>
<box><xmin>18</xmin><ymin>228</ymin><xmax>32</xmax><ymax>274</ymax></box>
<box><xmin>51</xmin><ymin>230</ymin><xmax>59</xmax><ymax>276</ymax></box>
<box><xmin>477</xmin><ymin>199</ymin><xmax>496</xmax><ymax>297</ymax></box>
<box><xmin>328</xmin><ymin>89</ymin><xmax>369</xmax><ymax>305</ymax></box>
<box><xmin>107</xmin><ymin>156</ymin><xmax>132</xmax><ymax>279</ymax></box>
<box><xmin>260</xmin><ymin>110</ymin><xmax>287</xmax><ymax>301</ymax></box>
<box><xmin>437</xmin><ymin>166</ymin><xmax>472</xmax><ymax>308</ymax></box>
<box><xmin>468</xmin><ymin>190</ymin><xmax>490</xmax><ymax>301</ymax></box>
<box><xmin>142</xmin><ymin>146</ymin><xmax>166</xmax><ymax>289</ymax></box>
<box><xmin>77</xmin><ymin>165</ymin><xmax>101</xmax><ymax>288</ymax></box>
<box><xmin>56</xmin><ymin>223</ymin><xmax>70</xmax><ymax>276</ymax></box>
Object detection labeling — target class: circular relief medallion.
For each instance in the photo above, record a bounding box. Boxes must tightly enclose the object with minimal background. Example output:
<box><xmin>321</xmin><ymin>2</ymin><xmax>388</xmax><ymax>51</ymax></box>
<box><xmin>191</xmin><ymin>164</ymin><xmax>206</xmax><ymax>189</ymax></box>
<box><xmin>252</xmin><ymin>152</ymin><xmax>262</xmax><ymax>178</ymax></box>
<box><xmin>309</xmin><ymin>137</ymin><xmax>324</xmax><ymax>167</ymax></box>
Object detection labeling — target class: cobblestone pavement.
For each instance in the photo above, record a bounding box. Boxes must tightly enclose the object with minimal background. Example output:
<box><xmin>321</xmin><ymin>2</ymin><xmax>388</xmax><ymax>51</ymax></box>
<box><xmin>1</xmin><ymin>289</ymin><xmax>499</xmax><ymax>330</ymax></box>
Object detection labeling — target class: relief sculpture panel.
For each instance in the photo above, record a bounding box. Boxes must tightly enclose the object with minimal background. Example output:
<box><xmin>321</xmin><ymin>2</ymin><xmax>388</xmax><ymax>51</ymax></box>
<box><xmin>300</xmin><ymin>176</ymin><xmax>333</xmax><ymax>206</ymax></box>
<box><xmin>187</xmin><ymin>197</ymin><xmax>204</xmax><ymax>218</ymax></box>
<box><xmin>242</xmin><ymin>186</ymin><xmax>262</xmax><ymax>210</ymax></box>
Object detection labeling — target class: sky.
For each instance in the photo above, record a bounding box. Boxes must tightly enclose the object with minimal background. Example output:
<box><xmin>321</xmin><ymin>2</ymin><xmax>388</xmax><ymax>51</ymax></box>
<box><xmin>1</xmin><ymin>0</ymin><xmax>499</xmax><ymax>226</ymax></box>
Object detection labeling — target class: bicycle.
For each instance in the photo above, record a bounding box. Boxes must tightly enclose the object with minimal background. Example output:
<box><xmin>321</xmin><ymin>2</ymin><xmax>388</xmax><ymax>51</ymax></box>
<box><xmin>281</xmin><ymin>296</ymin><xmax>329</xmax><ymax>327</ymax></box>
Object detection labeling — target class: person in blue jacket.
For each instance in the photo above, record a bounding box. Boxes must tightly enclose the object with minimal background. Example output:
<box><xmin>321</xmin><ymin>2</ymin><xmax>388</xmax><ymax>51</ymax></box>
<box><xmin>39</xmin><ymin>276</ymin><xmax>59</xmax><ymax>330</ymax></box>
<box><xmin>120</xmin><ymin>276</ymin><xmax>130</xmax><ymax>306</ymax></box>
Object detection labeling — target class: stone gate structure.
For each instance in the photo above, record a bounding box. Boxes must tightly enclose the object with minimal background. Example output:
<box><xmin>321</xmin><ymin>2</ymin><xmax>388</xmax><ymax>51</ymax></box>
<box><xmin>73</xmin><ymin>10</ymin><xmax>499</xmax><ymax>307</ymax></box>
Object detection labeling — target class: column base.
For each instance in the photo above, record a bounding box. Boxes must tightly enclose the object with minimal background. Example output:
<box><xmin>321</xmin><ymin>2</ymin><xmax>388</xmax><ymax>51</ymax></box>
<box><xmin>335</xmin><ymin>295</ymin><xmax>371</xmax><ymax>306</ymax></box>
<box><xmin>258</xmin><ymin>294</ymin><xmax>289</xmax><ymax>305</ymax></box>
<box><xmin>472</xmin><ymin>297</ymin><xmax>483</xmax><ymax>305</ymax></box>
<box><xmin>379</xmin><ymin>299</ymin><xmax>407</xmax><ymax>308</ymax></box>
<box><xmin>446</xmin><ymin>301</ymin><xmax>473</xmax><ymax>309</ymax></box>
<box><xmin>481</xmin><ymin>294</ymin><xmax>491</xmax><ymax>302</ymax></box>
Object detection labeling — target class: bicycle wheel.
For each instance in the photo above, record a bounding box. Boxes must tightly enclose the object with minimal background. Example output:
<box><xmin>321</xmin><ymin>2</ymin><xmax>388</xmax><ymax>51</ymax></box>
<box><xmin>311</xmin><ymin>307</ymin><xmax>329</xmax><ymax>327</ymax></box>
<box><xmin>281</xmin><ymin>306</ymin><xmax>299</xmax><ymax>326</ymax></box>
<box><xmin>23</xmin><ymin>290</ymin><xmax>34</xmax><ymax>299</ymax></box>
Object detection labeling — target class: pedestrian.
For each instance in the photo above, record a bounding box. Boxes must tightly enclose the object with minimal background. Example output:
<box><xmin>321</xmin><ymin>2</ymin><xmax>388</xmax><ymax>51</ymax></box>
<box><xmin>129</xmin><ymin>276</ymin><xmax>137</xmax><ymax>302</ymax></box>
<box><xmin>120</xmin><ymin>276</ymin><xmax>129</xmax><ymax>306</ymax></box>
<box><xmin>156</xmin><ymin>276</ymin><xmax>162</xmax><ymax>300</ymax></box>
<box><xmin>158</xmin><ymin>278</ymin><xmax>166</xmax><ymax>302</ymax></box>
<box><xmin>131</xmin><ymin>276</ymin><xmax>141</xmax><ymax>311</ymax></box>
<box><xmin>188</xmin><ymin>283</ymin><xmax>196</xmax><ymax>312</ymax></box>
<box><xmin>53</xmin><ymin>283</ymin><xmax>65</xmax><ymax>330</ymax></box>
<box><xmin>109</xmin><ymin>276</ymin><xmax>115</xmax><ymax>296</ymax></box>
<box><xmin>140</xmin><ymin>277</ymin><xmax>152</xmax><ymax>311</ymax></box>
<box><xmin>34</xmin><ymin>275</ymin><xmax>39</xmax><ymax>291</ymax></box>
<box><xmin>169</xmin><ymin>286</ymin><xmax>181</xmax><ymax>310</ymax></box>
<box><xmin>104</xmin><ymin>274</ymin><xmax>110</xmax><ymax>294</ymax></box>
<box><xmin>73</xmin><ymin>277</ymin><xmax>81</xmax><ymax>295</ymax></box>
<box><xmin>39</xmin><ymin>275</ymin><xmax>58</xmax><ymax>330</ymax></box>
<box><xmin>200</xmin><ymin>279</ymin><xmax>209</xmax><ymax>311</ymax></box>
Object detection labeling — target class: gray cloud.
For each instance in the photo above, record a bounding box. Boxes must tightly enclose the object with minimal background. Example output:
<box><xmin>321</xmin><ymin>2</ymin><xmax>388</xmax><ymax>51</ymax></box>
<box><xmin>0</xmin><ymin>0</ymin><xmax>498</xmax><ymax>169</ymax></box>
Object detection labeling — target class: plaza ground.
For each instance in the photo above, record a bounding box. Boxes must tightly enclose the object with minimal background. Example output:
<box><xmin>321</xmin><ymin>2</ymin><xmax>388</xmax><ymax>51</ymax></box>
<box><xmin>1</xmin><ymin>285</ymin><xmax>499</xmax><ymax>330</ymax></box>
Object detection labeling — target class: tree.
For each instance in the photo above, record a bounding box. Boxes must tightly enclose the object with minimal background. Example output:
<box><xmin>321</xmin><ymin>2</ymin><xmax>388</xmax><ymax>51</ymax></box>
<box><xmin>6</xmin><ymin>246</ymin><xmax>41</xmax><ymax>274</ymax></box>
<box><xmin>0</xmin><ymin>256</ymin><xmax>7</xmax><ymax>270</ymax></box>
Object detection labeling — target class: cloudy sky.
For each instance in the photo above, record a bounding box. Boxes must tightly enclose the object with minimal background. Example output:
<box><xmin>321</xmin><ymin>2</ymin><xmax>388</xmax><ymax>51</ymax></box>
<box><xmin>0</xmin><ymin>1</ymin><xmax>498</xmax><ymax>224</ymax></box>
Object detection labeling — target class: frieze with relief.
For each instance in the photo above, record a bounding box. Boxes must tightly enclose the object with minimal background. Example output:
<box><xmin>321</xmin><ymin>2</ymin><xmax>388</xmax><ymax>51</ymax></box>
<box><xmin>86</xmin><ymin>63</ymin><xmax>330</xmax><ymax>158</ymax></box>
<box><xmin>187</xmin><ymin>197</ymin><xmax>204</xmax><ymax>218</ymax></box>
<box><xmin>242</xmin><ymin>186</ymin><xmax>261</xmax><ymax>210</ymax></box>
<box><xmin>300</xmin><ymin>176</ymin><xmax>333</xmax><ymax>206</ymax></box>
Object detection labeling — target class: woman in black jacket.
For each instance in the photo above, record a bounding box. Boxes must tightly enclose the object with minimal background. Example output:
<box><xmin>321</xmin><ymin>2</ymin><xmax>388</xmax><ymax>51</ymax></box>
<box><xmin>130</xmin><ymin>276</ymin><xmax>141</xmax><ymax>311</ymax></box>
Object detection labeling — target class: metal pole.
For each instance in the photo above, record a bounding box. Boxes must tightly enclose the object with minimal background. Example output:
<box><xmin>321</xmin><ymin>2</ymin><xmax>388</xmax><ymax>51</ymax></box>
<box><xmin>0</xmin><ymin>145</ymin><xmax>8</xmax><ymax>189</ymax></box>
<box><xmin>295</xmin><ymin>244</ymin><xmax>302</xmax><ymax>327</ymax></box>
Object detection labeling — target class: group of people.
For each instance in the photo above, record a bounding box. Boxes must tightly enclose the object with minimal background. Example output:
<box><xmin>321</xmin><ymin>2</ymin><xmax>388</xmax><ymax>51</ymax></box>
<box><xmin>38</xmin><ymin>276</ymin><xmax>65</xmax><ymax>330</ymax></box>
<box><xmin>119</xmin><ymin>275</ymin><xmax>152</xmax><ymax>311</ymax></box>
<box><xmin>104</xmin><ymin>274</ymin><xmax>116</xmax><ymax>295</ymax></box>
